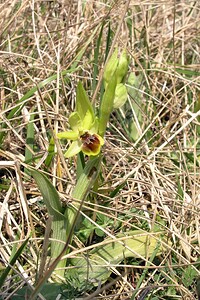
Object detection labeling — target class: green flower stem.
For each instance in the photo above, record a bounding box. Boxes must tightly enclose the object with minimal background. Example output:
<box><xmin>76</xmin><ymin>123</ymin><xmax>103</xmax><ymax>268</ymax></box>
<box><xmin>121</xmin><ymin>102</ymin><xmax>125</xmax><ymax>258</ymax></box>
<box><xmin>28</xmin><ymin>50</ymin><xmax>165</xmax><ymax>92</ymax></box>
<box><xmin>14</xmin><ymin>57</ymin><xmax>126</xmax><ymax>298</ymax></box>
<box><xmin>64</xmin><ymin>156</ymin><xmax>102</xmax><ymax>247</ymax></box>
<box><xmin>29</xmin><ymin>157</ymin><xmax>102</xmax><ymax>299</ymax></box>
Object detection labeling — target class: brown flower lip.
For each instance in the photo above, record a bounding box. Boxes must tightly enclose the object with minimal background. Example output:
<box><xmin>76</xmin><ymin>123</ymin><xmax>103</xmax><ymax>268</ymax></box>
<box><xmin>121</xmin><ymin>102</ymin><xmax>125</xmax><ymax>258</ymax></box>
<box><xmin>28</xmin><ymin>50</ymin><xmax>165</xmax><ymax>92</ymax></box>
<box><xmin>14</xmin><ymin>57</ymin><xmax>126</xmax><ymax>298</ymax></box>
<box><xmin>80</xmin><ymin>132</ymin><xmax>100</xmax><ymax>152</ymax></box>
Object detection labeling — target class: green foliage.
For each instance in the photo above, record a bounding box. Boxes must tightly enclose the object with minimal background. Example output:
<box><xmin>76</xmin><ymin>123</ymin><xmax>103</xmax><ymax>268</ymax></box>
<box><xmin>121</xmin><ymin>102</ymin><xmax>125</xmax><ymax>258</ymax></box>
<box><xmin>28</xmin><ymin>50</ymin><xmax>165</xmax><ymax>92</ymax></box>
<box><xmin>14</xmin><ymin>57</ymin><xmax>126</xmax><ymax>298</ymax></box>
<box><xmin>127</xmin><ymin>72</ymin><xmax>143</xmax><ymax>141</ymax></box>
<box><xmin>66</xmin><ymin>231</ymin><xmax>168</xmax><ymax>291</ymax></box>
<box><xmin>24</xmin><ymin>112</ymin><xmax>35</xmax><ymax>174</ymax></box>
<box><xmin>31</xmin><ymin>169</ymin><xmax>67</xmax><ymax>277</ymax></box>
<box><xmin>0</xmin><ymin>238</ymin><xmax>29</xmax><ymax>290</ymax></box>
<box><xmin>10</xmin><ymin>283</ymin><xmax>70</xmax><ymax>300</ymax></box>
<box><xmin>182</xmin><ymin>265</ymin><xmax>198</xmax><ymax>288</ymax></box>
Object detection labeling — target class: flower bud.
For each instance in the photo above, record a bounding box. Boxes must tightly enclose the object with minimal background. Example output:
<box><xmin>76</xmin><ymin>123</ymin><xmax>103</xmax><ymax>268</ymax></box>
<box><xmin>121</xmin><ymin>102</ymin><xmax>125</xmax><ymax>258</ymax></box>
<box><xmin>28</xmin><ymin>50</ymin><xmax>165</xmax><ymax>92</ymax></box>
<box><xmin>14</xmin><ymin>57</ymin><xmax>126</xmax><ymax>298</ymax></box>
<box><xmin>103</xmin><ymin>48</ymin><xmax>119</xmax><ymax>85</ymax></box>
<box><xmin>113</xmin><ymin>83</ymin><xmax>128</xmax><ymax>109</ymax></box>
<box><xmin>115</xmin><ymin>49</ymin><xmax>129</xmax><ymax>84</ymax></box>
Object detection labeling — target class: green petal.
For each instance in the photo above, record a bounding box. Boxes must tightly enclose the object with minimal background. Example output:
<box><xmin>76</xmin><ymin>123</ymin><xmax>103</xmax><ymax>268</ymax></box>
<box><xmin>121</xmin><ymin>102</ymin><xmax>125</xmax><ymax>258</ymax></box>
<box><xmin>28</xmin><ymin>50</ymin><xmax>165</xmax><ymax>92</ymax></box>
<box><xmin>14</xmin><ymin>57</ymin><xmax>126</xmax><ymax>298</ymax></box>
<box><xmin>69</xmin><ymin>112</ymin><xmax>82</xmax><ymax>131</ymax></box>
<box><xmin>64</xmin><ymin>140</ymin><xmax>82</xmax><ymax>158</ymax></box>
<box><xmin>57</xmin><ymin>131</ymin><xmax>78</xmax><ymax>140</ymax></box>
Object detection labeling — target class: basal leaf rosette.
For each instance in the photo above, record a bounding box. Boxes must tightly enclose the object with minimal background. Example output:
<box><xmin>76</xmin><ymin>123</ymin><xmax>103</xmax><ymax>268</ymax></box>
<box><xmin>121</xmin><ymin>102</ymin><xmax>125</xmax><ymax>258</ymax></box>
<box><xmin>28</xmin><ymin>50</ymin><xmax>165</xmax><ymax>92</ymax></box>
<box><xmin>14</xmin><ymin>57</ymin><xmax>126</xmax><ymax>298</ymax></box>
<box><xmin>57</xmin><ymin>110</ymin><xmax>104</xmax><ymax>158</ymax></box>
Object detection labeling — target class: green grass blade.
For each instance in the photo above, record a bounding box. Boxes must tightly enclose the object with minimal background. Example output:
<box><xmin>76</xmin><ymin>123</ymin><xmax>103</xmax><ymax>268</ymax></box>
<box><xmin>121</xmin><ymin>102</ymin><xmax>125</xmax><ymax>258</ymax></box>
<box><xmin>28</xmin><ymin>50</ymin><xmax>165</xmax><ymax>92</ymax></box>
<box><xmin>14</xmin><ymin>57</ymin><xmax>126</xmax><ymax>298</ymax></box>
<box><xmin>45</xmin><ymin>137</ymin><xmax>56</xmax><ymax>168</ymax></box>
<box><xmin>24</xmin><ymin>113</ymin><xmax>35</xmax><ymax>174</ymax></box>
<box><xmin>105</xmin><ymin>22</ymin><xmax>112</xmax><ymax>62</ymax></box>
<box><xmin>0</xmin><ymin>70</ymin><xmax>72</xmax><ymax>145</ymax></box>
<box><xmin>130</xmin><ymin>235</ymin><xmax>162</xmax><ymax>299</ymax></box>
<box><xmin>92</xmin><ymin>22</ymin><xmax>104</xmax><ymax>92</ymax></box>
<box><xmin>0</xmin><ymin>238</ymin><xmax>29</xmax><ymax>289</ymax></box>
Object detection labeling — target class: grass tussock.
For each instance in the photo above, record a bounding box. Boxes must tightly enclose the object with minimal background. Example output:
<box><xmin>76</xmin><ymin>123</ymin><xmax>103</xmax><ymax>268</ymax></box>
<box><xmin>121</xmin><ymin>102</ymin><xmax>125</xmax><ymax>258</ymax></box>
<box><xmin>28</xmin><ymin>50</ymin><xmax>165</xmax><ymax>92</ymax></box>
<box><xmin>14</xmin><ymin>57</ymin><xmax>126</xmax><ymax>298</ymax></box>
<box><xmin>0</xmin><ymin>1</ymin><xmax>200</xmax><ymax>299</ymax></box>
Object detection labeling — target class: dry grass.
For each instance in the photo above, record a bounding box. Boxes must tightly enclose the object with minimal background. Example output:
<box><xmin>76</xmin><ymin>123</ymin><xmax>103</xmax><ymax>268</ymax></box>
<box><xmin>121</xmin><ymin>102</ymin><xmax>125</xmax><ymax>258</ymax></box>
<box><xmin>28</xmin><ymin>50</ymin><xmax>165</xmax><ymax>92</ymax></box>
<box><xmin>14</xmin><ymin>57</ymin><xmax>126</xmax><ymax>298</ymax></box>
<box><xmin>0</xmin><ymin>0</ymin><xmax>200</xmax><ymax>299</ymax></box>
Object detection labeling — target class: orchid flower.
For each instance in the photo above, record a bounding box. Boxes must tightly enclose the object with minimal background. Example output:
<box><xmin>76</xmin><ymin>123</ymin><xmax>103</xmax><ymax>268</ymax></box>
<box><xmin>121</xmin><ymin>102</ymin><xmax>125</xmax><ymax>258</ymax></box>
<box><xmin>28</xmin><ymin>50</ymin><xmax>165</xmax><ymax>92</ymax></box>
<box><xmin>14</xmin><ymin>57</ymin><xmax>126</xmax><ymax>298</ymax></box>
<box><xmin>57</xmin><ymin>82</ymin><xmax>104</xmax><ymax>158</ymax></box>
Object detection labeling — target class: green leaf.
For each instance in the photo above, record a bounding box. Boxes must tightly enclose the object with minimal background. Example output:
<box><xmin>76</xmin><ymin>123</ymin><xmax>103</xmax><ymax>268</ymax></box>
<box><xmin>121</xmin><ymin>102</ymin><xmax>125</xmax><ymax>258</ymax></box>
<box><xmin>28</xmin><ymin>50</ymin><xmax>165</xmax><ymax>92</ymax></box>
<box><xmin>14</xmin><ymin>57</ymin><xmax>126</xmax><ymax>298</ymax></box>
<box><xmin>64</xmin><ymin>156</ymin><xmax>102</xmax><ymax>239</ymax></box>
<box><xmin>197</xmin><ymin>276</ymin><xmax>200</xmax><ymax>300</ymax></box>
<box><xmin>31</xmin><ymin>169</ymin><xmax>63</xmax><ymax>215</ymax></box>
<box><xmin>76</xmin><ymin>82</ymin><xmax>95</xmax><ymax>121</ymax></box>
<box><xmin>66</xmin><ymin>231</ymin><xmax>169</xmax><ymax>291</ymax></box>
<box><xmin>31</xmin><ymin>169</ymin><xmax>67</xmax><ymax>277</ymax></box>
<box><xmin>10</xmin><ymin>283</ymin><xmax>69</xmax><ymax>300</ymax></box>
<box><xmin>76</xmin><ymin>151</ymin><xmax>85</xmax><ymax>180</ymax></box>
<box><xmin>182</xmin><ymin>265</ymin><xmax>198</xmax><ymax>287</ymax></box>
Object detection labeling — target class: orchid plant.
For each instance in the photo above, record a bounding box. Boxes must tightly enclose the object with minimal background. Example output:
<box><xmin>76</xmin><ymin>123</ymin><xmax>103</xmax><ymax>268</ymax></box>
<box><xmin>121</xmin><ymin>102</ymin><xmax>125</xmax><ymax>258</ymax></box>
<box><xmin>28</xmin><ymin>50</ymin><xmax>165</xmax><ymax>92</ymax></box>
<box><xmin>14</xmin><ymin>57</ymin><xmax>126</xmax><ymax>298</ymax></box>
<box><xmin>31</xmin><ymin>49</ymin><xmax>129</xmax><ymax>286</ymax></box>
<box><xmin>28</xmin><ymin>50</ymin><xmax>169</xmax><ymax>297</ymax></box>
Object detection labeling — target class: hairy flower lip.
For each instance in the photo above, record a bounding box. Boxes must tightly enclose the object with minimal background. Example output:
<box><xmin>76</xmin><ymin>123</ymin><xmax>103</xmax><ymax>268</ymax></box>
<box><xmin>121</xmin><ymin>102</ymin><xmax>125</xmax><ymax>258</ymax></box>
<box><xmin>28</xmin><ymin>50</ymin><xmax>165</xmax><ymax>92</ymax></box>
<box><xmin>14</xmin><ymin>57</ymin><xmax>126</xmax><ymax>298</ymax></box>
<box><xmin>80</xmin><ymin>132</ymin><xmax>104</xmax><ymax>156</ymax></box>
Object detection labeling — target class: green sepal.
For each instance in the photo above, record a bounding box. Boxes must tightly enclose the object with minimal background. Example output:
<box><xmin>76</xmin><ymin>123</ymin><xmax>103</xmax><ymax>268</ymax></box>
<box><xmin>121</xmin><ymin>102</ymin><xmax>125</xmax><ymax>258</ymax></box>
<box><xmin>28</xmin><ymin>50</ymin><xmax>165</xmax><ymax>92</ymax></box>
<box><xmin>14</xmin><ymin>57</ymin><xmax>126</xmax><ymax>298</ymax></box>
<box><xmin>76</xmin><ymin>82</ymin><xmax>95</xmax><ymax>121</ymax></box>
<box><xmin>64</xmin><ymin>140</ymin><xmax>82</xmax><ymax>158</ymax></box>
<box><xmin>69</xmin><ymin>112</ymin><xmax>82</xmax><ymax>132</ymax></box>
